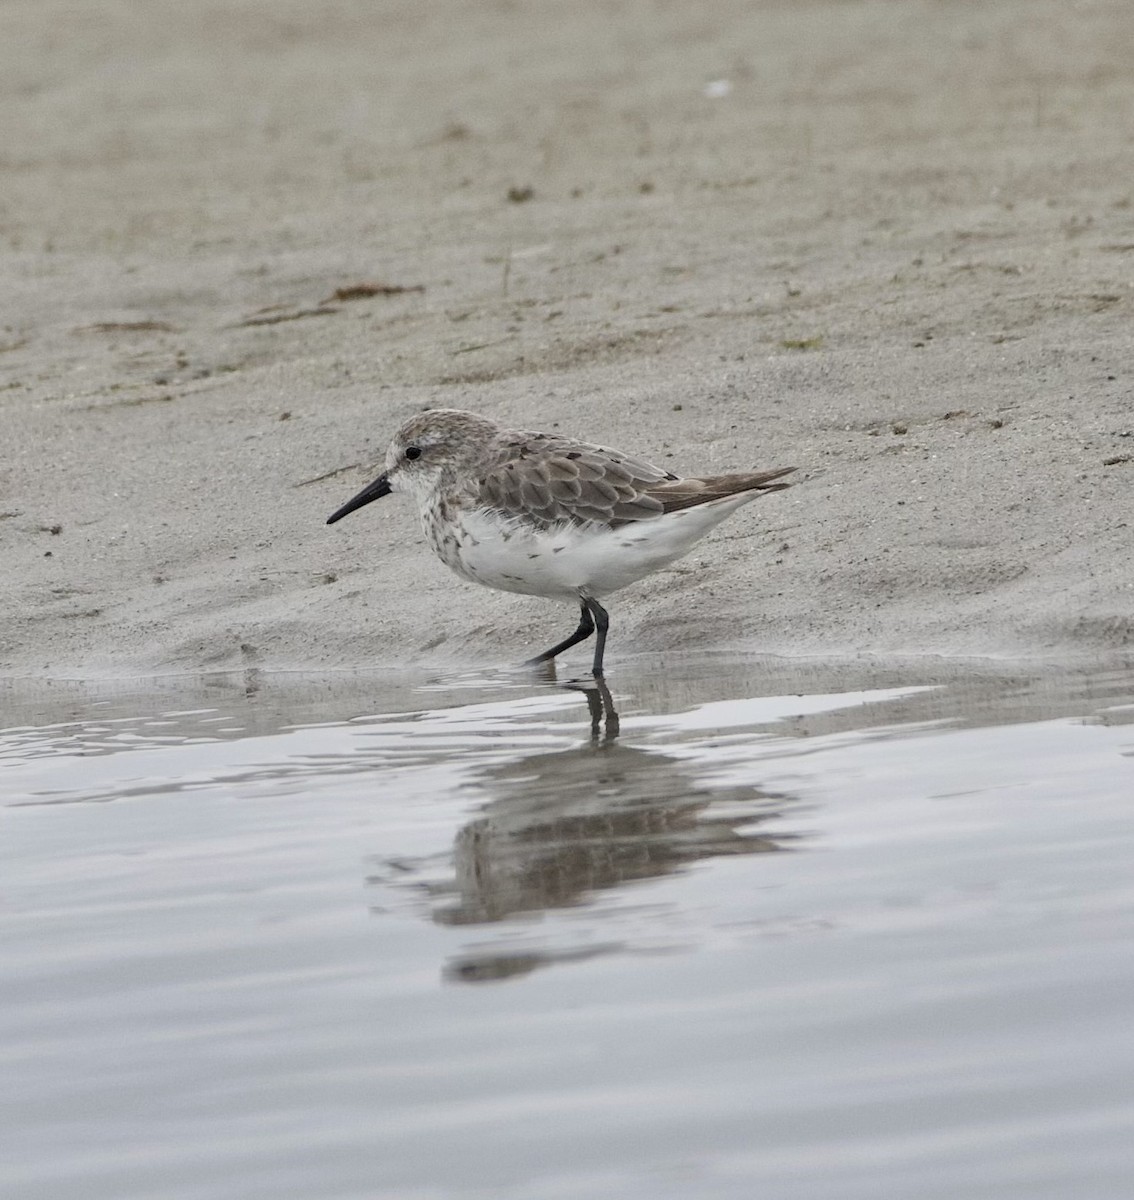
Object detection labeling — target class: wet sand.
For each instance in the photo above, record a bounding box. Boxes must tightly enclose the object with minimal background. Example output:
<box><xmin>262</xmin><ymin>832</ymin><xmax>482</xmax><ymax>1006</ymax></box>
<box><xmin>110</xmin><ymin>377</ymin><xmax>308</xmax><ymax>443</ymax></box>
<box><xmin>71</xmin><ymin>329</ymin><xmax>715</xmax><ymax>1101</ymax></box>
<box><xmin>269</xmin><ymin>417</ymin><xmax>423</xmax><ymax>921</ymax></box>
<box><xmin>2</xmin><ymin>0</ymin><xmax>1132</xmax><ymax>678</ymax></box>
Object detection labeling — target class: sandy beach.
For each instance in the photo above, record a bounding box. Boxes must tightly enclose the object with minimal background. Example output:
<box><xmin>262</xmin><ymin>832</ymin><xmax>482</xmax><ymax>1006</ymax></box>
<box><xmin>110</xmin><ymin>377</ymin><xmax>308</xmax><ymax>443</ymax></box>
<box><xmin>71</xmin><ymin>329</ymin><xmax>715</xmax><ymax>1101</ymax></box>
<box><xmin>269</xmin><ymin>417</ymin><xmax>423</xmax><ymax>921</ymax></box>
<box><xmin>2</xmin><ymin>0</ymin><xmax>1132</xmax><ymax>679</ymax></box>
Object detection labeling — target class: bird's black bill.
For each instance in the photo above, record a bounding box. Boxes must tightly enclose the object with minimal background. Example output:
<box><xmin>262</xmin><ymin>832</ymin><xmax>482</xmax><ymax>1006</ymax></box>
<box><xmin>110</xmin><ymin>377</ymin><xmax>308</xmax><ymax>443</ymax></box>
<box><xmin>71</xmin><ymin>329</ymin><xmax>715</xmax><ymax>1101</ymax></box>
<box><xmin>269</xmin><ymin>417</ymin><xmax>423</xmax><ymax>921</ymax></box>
<box><xmin>326</xmin><ymin>473</ymin><xmax>392</xmax><ymax>524</ymax></box>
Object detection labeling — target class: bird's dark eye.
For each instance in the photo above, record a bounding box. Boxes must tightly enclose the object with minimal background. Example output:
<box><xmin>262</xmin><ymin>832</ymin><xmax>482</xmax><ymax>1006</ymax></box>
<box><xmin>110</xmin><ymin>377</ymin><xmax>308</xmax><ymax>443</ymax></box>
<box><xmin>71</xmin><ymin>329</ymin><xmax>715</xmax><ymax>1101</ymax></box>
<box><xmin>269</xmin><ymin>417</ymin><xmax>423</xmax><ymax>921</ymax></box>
<box><xmin>404</xmin><ymin>445</ymin><xmax>422</xmax><ymax>461</ymax></box>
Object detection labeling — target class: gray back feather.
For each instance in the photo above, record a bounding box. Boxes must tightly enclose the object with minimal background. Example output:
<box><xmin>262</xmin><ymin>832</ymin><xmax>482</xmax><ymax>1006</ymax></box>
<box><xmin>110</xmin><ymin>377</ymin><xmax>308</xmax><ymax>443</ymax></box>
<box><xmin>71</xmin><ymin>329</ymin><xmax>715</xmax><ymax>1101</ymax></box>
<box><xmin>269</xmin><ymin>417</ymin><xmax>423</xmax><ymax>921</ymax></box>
<box><xmin>477</xmin><ymin>433</ymin><xmax>794</xmax><ymax>528</ymax></box>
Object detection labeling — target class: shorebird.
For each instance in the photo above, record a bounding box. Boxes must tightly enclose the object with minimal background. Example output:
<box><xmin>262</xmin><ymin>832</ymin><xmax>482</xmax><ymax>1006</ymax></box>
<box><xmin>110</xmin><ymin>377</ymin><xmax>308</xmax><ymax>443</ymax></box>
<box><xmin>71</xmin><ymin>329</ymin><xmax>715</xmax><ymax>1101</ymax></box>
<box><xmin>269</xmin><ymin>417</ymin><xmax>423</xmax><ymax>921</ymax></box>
<box><xmin>327</xmin><ymin>409</ymin><xmax>794</xmax><ymax>675</ymax></box>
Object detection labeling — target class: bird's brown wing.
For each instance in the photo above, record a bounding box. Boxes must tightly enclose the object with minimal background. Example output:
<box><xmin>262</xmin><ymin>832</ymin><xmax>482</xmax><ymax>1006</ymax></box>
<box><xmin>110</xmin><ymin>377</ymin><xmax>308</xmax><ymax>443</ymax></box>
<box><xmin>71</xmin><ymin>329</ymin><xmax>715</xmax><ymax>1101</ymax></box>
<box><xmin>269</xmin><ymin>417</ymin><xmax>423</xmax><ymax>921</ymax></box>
<box><xmin>645</xmin><ymin>468</ymin><xmax>796</xmax><ymax>513</ymax></box>
<box><xmin>478</xmin><ymin>434</ymin><xmax>794</xmax><ymax>528</ymax></box>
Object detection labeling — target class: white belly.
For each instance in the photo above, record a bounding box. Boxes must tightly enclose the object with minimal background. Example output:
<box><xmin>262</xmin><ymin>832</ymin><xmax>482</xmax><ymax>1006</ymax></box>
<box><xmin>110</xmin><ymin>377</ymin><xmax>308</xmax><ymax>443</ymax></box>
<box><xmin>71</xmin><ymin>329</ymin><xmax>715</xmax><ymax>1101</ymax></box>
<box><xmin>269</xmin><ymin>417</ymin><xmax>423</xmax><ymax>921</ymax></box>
<box><xmin>426</xmin><ymin>499</ymin><xmax>757</xmax><ymax>601</ymax></box>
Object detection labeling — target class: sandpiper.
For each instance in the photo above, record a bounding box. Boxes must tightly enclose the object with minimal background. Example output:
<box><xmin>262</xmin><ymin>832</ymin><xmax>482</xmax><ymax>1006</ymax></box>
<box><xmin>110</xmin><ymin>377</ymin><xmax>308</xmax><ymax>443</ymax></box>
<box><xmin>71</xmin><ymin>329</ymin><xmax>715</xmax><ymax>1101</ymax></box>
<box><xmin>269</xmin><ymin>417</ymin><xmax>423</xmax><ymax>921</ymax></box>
<box><xmin>327</xmin><ymin>409</ymin><xmax>794</xmax><ymax>675</ymax></box>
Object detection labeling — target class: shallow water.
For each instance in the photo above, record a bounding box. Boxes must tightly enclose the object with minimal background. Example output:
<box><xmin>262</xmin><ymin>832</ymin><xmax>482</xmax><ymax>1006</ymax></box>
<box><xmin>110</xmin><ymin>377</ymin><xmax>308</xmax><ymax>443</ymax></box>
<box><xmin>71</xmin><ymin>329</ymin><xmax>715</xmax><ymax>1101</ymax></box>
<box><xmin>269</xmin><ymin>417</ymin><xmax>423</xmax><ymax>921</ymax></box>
<box><xmin>3</xmin><ymin>656</ymin><xmax>1134</xmax><ymax>1200</ymax></box>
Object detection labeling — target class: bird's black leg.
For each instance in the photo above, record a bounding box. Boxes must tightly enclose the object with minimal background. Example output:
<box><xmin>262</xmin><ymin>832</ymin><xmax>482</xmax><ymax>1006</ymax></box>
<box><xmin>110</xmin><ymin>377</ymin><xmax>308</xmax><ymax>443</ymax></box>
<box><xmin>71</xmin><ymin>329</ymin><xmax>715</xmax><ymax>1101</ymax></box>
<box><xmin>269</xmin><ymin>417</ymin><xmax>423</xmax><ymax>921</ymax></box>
<box><xmin>586</xmin><ymin>598</ymin><xmax>610</xmax><ymax>677</ymax></box>
<box><xmin>524</xmin><ymin>601</ymin><xmax>595</xmax><ymax>665</ymax></box>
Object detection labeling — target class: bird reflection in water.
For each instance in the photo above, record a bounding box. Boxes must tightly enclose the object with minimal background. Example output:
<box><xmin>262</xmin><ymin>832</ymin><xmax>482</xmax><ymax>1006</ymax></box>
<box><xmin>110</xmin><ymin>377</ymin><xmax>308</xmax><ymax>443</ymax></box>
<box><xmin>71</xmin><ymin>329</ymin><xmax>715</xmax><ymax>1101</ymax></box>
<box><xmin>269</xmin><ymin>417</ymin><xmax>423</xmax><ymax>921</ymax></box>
<box><xmin>575</xmin><ymin>675</ymin><xmax>620</xmax><ymax>743</ymax></box>
<box><xmin>416</xmin><ymin>678</ymin><xmax>802</xmax><ymax>982</ymax></box>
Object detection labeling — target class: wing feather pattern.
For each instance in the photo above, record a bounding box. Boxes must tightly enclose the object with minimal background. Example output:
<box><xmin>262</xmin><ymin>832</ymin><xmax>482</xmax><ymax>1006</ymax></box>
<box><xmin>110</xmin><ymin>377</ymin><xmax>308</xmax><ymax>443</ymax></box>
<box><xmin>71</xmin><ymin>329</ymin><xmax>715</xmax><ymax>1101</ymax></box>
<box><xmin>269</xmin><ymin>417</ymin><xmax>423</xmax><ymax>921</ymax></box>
<box><xmin>477</xmin><ymin>433</ymin><xmax>795</xmax><ymax>529</ymax></box>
